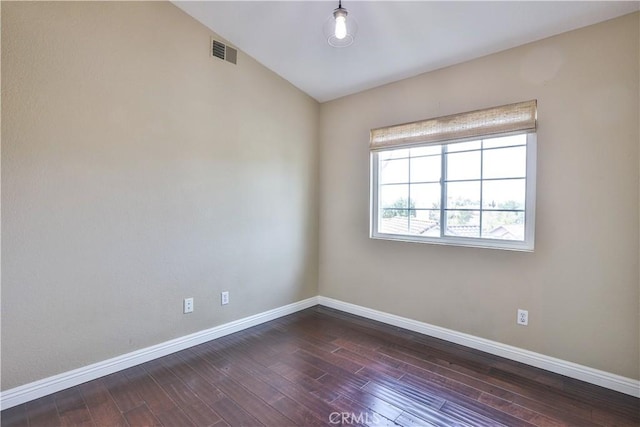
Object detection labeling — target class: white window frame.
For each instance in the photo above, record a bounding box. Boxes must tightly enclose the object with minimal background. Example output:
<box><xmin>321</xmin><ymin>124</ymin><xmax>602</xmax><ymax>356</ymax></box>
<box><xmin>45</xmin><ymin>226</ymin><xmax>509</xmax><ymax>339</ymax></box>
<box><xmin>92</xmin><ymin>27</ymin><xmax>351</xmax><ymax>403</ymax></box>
<box><xmin>369</xmin><ymin>101</ymin><xmax>537</xmax><ymax>252</ymax></box>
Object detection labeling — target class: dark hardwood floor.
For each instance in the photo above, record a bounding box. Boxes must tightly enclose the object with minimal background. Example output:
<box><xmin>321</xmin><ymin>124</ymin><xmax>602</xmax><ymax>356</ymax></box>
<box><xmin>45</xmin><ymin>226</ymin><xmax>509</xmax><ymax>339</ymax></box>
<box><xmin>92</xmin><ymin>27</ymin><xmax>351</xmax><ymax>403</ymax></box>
<box><xmin>2</xmin><ymin>306</ymin><xmax>639</xmax><ymax>426</ymax></box>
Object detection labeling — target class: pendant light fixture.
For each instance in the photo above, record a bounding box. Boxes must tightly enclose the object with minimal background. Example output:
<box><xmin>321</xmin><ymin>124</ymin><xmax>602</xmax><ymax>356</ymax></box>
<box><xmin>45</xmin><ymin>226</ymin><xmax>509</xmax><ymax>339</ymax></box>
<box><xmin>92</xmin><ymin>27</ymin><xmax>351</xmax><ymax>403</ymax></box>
<box><xmin>324</xmin><ymin>0</ymin><xmax>357</xmax><ymax>48</ymax></box>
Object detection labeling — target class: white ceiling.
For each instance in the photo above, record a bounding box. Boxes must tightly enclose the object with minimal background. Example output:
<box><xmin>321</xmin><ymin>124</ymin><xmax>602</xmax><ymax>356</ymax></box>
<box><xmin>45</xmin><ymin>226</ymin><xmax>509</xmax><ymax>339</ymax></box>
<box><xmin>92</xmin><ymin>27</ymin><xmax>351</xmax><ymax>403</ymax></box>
<box><xmin>173</xmin><ymin>1</ymin><xmax>639</xmax><ymax>103</ymax></box>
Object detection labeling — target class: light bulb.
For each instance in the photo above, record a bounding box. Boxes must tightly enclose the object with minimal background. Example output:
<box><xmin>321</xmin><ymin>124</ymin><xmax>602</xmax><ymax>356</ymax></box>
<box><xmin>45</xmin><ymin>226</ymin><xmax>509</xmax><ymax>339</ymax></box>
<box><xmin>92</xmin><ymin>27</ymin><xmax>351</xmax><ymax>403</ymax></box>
<box><xmin>326</xmin><ymin>2</ymin><xmax>355</xmax><ymax>48</ymax></box>
<box><xmin>335</xmin><ymin>15</ymin><xmax>347</xmax><ymax>40</ymax></box>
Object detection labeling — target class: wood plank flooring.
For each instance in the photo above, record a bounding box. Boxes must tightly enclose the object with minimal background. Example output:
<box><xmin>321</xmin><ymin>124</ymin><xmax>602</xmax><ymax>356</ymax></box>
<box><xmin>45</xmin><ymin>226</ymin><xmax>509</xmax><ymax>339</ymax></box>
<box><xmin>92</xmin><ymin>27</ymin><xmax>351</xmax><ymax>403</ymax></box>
<box><xmin>2</xmin><ymin>306</ymin><xmax>638</xmax><ymax>426</ymax></box>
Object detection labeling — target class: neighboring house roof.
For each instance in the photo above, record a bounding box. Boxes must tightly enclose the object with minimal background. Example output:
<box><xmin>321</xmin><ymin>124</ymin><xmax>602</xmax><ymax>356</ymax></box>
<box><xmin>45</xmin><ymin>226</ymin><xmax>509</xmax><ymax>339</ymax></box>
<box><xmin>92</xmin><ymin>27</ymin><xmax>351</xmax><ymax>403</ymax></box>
<box><xmin>443</xmin><ymin>225</ymin><xmax>481</xmax><ymax>238</ymax></box>
<box><xmin>380</xmin><ymin>217</ymin><xmax>438</xmax><ymax>236</ymax></box>
<box><xmin>485</xmin><ymin>225</ymin><xmax>525</xmax><ymax>240</ymax></box>
<box><xmin>380</xmin><ymin>216</ymin><xmax>524</xmax><ymax>240</ymax></box>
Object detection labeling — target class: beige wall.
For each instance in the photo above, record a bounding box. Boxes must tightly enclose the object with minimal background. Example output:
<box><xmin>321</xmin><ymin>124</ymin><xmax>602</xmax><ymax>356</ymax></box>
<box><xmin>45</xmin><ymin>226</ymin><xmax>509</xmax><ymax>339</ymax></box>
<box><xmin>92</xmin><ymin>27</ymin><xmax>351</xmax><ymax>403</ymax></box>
<box><xmin>1</xmin><ymin>2</ymin><xmax>319</xmax><ymax>390</ymax></box>
<box><xmin>319</xmin><ymin>13</ymin><xmax>640</xmax><ymax>379</ymax></box>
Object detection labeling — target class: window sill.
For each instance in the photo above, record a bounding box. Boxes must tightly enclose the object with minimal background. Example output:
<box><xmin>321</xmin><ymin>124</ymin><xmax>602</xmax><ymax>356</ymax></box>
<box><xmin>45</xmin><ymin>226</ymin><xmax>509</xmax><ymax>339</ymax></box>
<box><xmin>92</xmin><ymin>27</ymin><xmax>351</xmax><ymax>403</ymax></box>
<box><xmin>370</xmin><ymin>232</ymin><xmax>534</xmax><ymax>252</ymax></box>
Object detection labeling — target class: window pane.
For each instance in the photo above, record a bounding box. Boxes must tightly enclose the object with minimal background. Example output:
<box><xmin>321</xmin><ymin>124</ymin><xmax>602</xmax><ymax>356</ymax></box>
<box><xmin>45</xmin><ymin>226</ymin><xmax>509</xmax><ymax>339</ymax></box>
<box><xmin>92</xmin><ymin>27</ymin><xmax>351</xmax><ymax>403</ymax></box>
<box><xmin>446</xmin><ymin>181</ymin><xmax>480</xmax><ymax>209</ymax></box>
<box><xmin>446</xmin><ymin>150</ymin><xmax>481</xmax><ymax>180</ymax></box>
<box><xmin>483</xmin><ymin>146</ymin><xmax>526</xmax><ymax>179</ymax></box>
<box><xmin>380</xmin><ymin>184</ymin><xmax>408</xmax><ymax>210</ymax></box>
<box><xmin>379</xmin><ymin>214</ymin><xmax>408</xmax><ymax>235</ymax></box>
<box><xmin>411</xmin><ymin>209</ymin><xmax>441</xmax><ymax>236</ymax></box>
<box><xmin>379</xmin><ymin>149</ymin><xmax>409</xmax><ymax>161</ymax></box>
<box><xmin>447</xmin><ymin>140</ymin><xmax>482</xmax><ymax>152</ymax></box>
<box><xmin>482</xmin><ymin>211</ymin><xmax>525</xmax><ymax>240</ymax></box>
<box><xmin>483</xmin><ymin>134</ymin><xmax>527</xmax><ymax>149</ymax></box>
<box><xmin>410</xmin><ymin>155</ymin><xmax>441</xmax><ymax>183</ymax></box>
<box><xmin>380</xmin><ymin>158</ymin><xmax>408</xmax><ymax>184</ymax></box>
<box><xmin>445</xmin><ymin>211</ymin><xmax>480</xmax><ymax>236</ymax></box>
<box><xmin>406</xmin><ymin>210</ymin><xmax>440</xmax><ymax>236</ymax></box>
<box><xmin>410</xmin><ymin>145</ymin><xmax>441</xmax><ymax>157</ymax></box>
<box><xmin>411</xmin><ymin>209</ymin><xmax>440</xmax><ymax>232</ymax></box>
<box><xmin>381</xmin><ymin>209</ymin><xmax>441</xmax><ymax>236</ymax></box>
<box><xmin>411</xmin><ymin>183</ymin><xmax>441</xmax><ymax>209</ymax></box>
<box><xmin>482</xmin><ymin>179</ymin><xmax>525</xmax><ymax>210</ymax></box>
<box><xmin>421</xmin><ymin>223</ymin><xmax>441</xmax><ymax>237</ymax></box>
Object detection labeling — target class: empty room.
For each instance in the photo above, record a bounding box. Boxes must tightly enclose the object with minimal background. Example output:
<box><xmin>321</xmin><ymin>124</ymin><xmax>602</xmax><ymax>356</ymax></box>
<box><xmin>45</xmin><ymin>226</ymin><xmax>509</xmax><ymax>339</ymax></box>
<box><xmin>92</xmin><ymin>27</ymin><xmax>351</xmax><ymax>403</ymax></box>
<box><xmin>1</xmin><ymin>1</ymin><xmax>639</xmax><ymax>426</ymax></box>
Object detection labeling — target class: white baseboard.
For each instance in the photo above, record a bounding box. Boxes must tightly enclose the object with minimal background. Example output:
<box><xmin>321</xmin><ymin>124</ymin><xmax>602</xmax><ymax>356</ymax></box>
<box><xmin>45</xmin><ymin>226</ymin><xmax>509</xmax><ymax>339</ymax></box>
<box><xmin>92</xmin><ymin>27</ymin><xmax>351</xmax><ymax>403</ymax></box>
<box><xmin>0</xmin><ymin>296</ymin><xmax>319</xmax><ymax>410</ymax></box>
<box><xmin>3</xmin><ymin>295</ymin><xmax>638</xmax><ymax>411</ymax></box>
<box><xmin>318</xmin><ymin>296</ymin><xmax>640</xmax><ymax>398</ymax></box>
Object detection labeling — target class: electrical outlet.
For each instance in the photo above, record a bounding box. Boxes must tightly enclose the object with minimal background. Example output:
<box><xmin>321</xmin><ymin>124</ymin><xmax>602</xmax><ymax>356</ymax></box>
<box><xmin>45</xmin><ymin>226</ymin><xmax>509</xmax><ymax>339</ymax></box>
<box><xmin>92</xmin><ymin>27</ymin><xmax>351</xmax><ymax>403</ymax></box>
<box><xmin>517</xmin><ymin>309</ymin><xmax>528</xmax><ymax>326</ymax></box>
<box><xmin>221</xmin><ymin>291</ymin><xmax>229</xmax><ymax>306</ymax></box>
<box><xmin>183</xmin><ymin>297</ymin><xmax>194</xmax><ymax>314</ymax></box>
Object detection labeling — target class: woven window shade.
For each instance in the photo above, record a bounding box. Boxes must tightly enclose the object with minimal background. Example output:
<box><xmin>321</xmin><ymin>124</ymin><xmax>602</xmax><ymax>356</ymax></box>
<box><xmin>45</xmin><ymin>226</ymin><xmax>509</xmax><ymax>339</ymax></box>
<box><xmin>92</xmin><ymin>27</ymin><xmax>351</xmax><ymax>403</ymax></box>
<box><xmin>370</xmin><ymin>100</ymin><xmax>537</xmax><ymax>151</ymax></box>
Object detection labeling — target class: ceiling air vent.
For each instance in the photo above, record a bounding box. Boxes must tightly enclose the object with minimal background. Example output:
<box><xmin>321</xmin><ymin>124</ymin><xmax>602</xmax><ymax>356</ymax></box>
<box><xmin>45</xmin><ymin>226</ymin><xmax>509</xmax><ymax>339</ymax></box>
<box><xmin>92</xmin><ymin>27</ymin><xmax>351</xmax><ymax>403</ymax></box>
<box><xmin>211</xmin><ymin>38</ymin><xmax>237</xmax><ymax>65</ymax></box>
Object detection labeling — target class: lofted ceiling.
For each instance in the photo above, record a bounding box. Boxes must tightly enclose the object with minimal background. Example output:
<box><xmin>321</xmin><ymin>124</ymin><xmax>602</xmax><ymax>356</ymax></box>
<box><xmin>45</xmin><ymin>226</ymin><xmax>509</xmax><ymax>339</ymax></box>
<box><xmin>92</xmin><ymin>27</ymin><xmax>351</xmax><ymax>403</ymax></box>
<box><xmin>173</xmin><ymin>1</ymin><xmax>639</xmax><ymax>103</ymax></box>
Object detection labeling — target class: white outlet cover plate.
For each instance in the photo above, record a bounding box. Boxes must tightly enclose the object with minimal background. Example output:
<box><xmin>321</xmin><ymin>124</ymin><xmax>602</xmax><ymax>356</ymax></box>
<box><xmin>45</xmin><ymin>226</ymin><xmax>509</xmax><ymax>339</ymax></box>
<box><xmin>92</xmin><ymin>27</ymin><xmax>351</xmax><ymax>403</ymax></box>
<box><xmin>517</xmin><ymin>309</ymin><xmax>528</xmax><ymax>325</ymax></box>
<box><xmin>184</xmin><ymin>298</ymin><xmax>194</xmax><ymax>313</ymax></box>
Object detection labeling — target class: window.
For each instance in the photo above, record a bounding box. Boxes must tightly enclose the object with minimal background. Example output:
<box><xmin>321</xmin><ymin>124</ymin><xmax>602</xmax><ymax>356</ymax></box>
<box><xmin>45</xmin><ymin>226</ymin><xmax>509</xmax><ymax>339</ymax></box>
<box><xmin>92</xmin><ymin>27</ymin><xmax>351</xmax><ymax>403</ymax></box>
<box><xmin>370</xmin><ymin>101</ymin><xmax>536</xmax><ymax>251</ymax></box>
